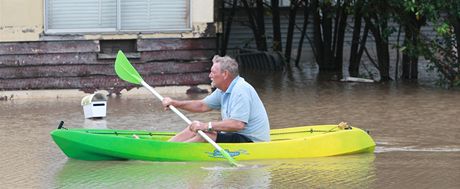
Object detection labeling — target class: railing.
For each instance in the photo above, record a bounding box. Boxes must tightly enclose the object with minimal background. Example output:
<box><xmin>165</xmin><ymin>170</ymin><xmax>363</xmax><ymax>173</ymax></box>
<box><xmin>236</xmin><ymin>49</ymin><xmax>284</xmax><ymax>71</ymax></box>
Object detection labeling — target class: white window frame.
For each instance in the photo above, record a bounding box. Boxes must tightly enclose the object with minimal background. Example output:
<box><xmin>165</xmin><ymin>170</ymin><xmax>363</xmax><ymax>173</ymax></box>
<box><xmin>44</xmin><ymin>0</ymin><xmax>192</xmax><ymax>34</ymax></box>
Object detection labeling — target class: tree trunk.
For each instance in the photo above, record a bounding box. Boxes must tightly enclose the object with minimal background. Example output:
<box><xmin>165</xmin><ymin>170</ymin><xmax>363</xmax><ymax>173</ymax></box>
<box><xmin>349</xmin><ymin>10</ymin><xmax>363</xmax><ymax>77</ymax></box>
<box><xmin>312</xmin><ymin>0</ymin><xmax>346</xmax><ymax>73</ymax></box>
<box><xmin>356</xmin><ymin>24</ymin><xmax>369</xmax><ymax>69</ymax></box>
<box><xmin>365</xmin><ymin>15</ymin><xmax>391</xmax><ymax>81</ymax></box>
<box><xmin>402</xmin><ymin>26</ymin><xmax>412</xmax><ymax>79</ymax></box>
<box><xmin>321</xmin><ymin>3</ymin><xmax>334</xmax><ymax>71</ymax></box>
<box><xmin>453</xmin><ymin>15</ymin><xmax>460</xmax><ymax>70</ymax></box>
<box><xmin>256</xmin><ymin>0</ymin><xmax>267</xmax><ymax>51</ymax></box>
<box><xmin>295</xmin><ymin>0</ymin><xmax>311</xmax><ymax>67</ymax></box>
<box><xmin>285</xmin><ymin>0</ymin><xmax>299</xmax><ymax>65</ymax></box>
<box><xmin>241</xmin><ymin>0</ymin><xmax>261</xmax><ymax>50</ymax></box>
<box><xmin>221</xmin><ymin>0</ymin><xmax>238</xmax><ymax>56</ymax></box>
<box><xmin>333</xmin><ymin>0</ymin><xmax>349</xmax><ymax>76</ymax></box>
<box><xmin>402</xmin><ymin>13</ymin><xmax>421</xmax><ymax>80</ymax></box>
<box><xmin>312</xmin><ymin>0</ymin><xmax>323</xmax><ymax>65</ymax></box>
<box><xmin>377</xmin><ymin>36</ymin><xmax>391</xmax><ymax>81</ymax></box>
<box><xmin>271</xmin><ymin>0</ymin><xmax>282</xmax><ymax>52</ymax></box>
<box><xmin>395</xmin><ymin>24</ymin><xmax>402</xmax><ymax>80</ymax></box>
<box><xmin>410</xmin><ymin>31</ymin><xmax>419</xmax><ymax>79</ymax></box>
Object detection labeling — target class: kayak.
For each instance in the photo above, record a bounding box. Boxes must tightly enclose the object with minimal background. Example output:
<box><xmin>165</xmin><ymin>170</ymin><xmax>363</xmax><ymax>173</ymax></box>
<box><xmin>51</xmin><ymin>124</ymin><xmax>375</xmax><ymax>162</ymax></box>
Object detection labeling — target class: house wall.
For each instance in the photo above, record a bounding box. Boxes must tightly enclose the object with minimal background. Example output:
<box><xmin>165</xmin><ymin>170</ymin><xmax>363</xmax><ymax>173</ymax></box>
<box><xmin>0</xmin><ymin>0</ymin><xmax>214</xmax><ymax>41</ymax></box>
<box><xmin>0</xmin><ymin>0</ymin><xmax>216</xmax><ymax>92</ymax></box>
<box><xmin>0</xmin><ymin>0</ymin><xmax>43</xmax><ymax>41</ymax></box>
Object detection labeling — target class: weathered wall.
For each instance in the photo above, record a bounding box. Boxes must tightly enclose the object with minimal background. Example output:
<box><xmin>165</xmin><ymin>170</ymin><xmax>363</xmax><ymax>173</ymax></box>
<box><xmin>0</xmin><ymin>38</ymin><xmax>215</xmax><ymax>93</ymax></box>
<box><xmin>0</xmin><ymin>0</ymin><xmax>43</xmax><ymax>41</ymax></box>
<box><xmin>0</xmin><ymin>0</ymin><xmax>216</xmax><ymax>92</ymax></box>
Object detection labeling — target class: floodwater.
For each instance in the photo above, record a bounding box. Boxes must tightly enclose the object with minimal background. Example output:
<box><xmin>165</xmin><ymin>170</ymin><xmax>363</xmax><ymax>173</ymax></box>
<box><xmin>1</xmin><ymin>66</ymin><xmax>460</xmax><ymax>188</ymax></box>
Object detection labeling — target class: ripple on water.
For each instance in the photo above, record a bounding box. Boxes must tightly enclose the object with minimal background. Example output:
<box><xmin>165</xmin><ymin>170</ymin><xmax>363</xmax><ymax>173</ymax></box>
<box><xmin>375</xmin><ymin>146</ymin><xmax>460</xmax><ymax>153</ymax></box>
<box><xmin>266</xmin><ymin>154</ymin><xmax>376</xmax><ymax>188</ymax></box>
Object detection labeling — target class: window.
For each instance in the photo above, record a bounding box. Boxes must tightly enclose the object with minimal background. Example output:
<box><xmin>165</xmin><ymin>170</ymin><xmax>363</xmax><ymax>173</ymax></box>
<box><xmin>224</xmin><ymin>0</ymin><xmax>291</xmax><ymax>8</ymax></box>
<box><xmin>45</xmin><ymin>0</ymin><xmax>191</xmax><ymax>34</ymax></box>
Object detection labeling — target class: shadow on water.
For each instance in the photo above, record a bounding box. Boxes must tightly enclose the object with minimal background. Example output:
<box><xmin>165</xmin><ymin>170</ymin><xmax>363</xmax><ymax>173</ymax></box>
<box><xmin>52</xmin><ymin>154</ymin><xmax>375</xmax><ymax>188</ymax></box>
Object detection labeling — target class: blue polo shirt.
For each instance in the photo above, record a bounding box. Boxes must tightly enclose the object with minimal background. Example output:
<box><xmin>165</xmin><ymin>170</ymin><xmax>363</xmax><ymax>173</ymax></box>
<box><xmin>203</xmin><ymin>76</ymin><xmax>270</xmax><ymax>142</ymax></box>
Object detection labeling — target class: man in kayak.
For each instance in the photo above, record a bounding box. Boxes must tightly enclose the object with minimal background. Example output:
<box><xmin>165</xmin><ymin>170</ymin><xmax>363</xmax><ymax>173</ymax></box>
<box><xmin>162</xmin><ymin>55</ymin><xmax>270</xmax><ymax>143</ymax></box>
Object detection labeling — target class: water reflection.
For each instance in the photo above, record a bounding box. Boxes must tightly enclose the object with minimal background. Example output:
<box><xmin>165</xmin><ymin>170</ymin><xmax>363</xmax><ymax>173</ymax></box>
<box><xmin>83</xmin><ymin>119</ymin><xmax>107</xmax><ymax>129</ymax></box>
<box><xmin>53</xmin><ymin>160</ymin><xmax>267</xmax><ymax>188</ymax></box>
<box><xmin>267</xmin><ymin>154</ymin><xmax>376</xmax><ymax>188</ymax></box>
<box><xmin>53</xmin><ymin>154</ymin><xmax>374</xmax><ymax>188</ymax></box>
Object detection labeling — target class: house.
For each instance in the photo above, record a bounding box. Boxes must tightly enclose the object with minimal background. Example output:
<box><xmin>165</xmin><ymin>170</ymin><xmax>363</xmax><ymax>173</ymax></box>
<box><xmin>0</xmin><ymin>0</ymin><xmax>215</xmax><ymax>94</ymax></box>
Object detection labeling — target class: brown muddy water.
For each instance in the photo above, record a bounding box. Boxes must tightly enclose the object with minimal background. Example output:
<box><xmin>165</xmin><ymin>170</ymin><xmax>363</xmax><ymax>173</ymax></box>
<box><xmin>1</xmin><ymin>67</ymin><xmax>460</xmax><ymax>188</ymax></box>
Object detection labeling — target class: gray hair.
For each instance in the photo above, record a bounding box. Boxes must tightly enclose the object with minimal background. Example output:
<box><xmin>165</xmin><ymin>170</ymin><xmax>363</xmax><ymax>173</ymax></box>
<box><xmin>212</xmin><ymin>55</ymin><xmax>239</xmax><ymax>77</ymax></box>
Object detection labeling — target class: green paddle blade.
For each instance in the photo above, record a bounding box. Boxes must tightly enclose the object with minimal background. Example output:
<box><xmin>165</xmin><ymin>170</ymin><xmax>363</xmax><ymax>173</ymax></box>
<box><xmin>219</xmin><ymin>149</ymin><xmax>243</xmax><ymax>167</ymax></box>
<box><xmin>115</xmin><ymin>50</ymin><xmax>143</xmax><ymax>85</ymax></box>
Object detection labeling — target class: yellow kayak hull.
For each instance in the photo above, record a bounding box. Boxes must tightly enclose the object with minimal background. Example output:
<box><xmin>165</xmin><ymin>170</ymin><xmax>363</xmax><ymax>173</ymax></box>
<box><xmin>51</xmin><ymin>125</ymin><xmax>375</xmax><ymax>161</ymax></box>
<box><xmin>220</xmin><ymin>125</ymin><xmax>375</xmax><ymax>160</ymax></box>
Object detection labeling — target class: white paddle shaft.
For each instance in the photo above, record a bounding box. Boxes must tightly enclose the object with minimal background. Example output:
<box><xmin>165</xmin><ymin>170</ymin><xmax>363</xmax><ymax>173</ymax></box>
<box><xmin>140</xmin><ymin>81</ymin><xmax>225</xmax><ymax>151</ymax></box>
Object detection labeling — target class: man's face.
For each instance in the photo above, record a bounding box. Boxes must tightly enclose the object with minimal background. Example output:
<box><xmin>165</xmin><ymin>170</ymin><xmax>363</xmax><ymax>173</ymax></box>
<box><xmin>209</xmin><ymin>63</ymin><xmax>224</xmax><ymax>89</ymax></box>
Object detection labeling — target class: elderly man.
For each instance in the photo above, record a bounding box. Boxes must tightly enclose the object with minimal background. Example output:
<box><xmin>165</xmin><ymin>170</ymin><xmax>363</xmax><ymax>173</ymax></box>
<box><xmin>162</xmin><ymin>55</ymin><xmax>270</xmax><ymax>143</ymax></box>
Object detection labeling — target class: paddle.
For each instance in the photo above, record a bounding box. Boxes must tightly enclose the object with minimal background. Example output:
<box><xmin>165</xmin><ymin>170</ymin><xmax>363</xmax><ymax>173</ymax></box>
<box><xmin>114</xmin><ymin>50</ymin><xmax>241</xmax><ymax>167</ymax></box>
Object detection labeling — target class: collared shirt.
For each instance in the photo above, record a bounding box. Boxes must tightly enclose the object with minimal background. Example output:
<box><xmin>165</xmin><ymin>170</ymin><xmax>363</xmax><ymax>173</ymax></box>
<box><xmin>203</xmin><ymin>76</ymin><xmax>270</xmax><ymax>142</ymax></box>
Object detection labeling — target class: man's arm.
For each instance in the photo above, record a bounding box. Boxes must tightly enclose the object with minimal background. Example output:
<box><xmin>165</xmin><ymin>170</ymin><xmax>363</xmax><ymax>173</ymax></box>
<box><xmin>189</xmin><ymin>119</ymin><xmax>245</xmax><ymax>132</ymax></box>
<box><xmin>162</xmin><ymin>97</ymin><xmax>211</xmax><ymax>113</ymax></box>
<box><xmin>210</xmin><ymin>119</ymin><xmax>245</xmax><ymax>132</ymax></box>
